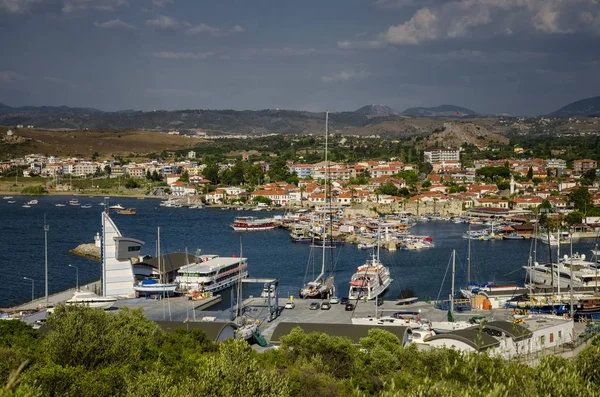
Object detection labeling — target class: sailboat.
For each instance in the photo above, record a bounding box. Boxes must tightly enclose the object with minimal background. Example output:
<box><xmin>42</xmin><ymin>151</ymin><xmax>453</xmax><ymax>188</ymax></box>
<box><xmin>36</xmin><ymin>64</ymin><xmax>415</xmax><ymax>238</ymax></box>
<box><xmin>134</xmin><ymin>227</ymin><xmax>178</xmax><ymax>294</ymax></box>
<box><xmin>460</xmin><ymin>224</ymin><xmax>527</xmax><ymax>305</ymax></box>
<box><xmin>300</xmin><ymin>111</ymin><xmax>335</xmax><ymax>299</ymax></box>
<box><xmin>431</xmin><ymin>250</ymin><xmax>480</xmax><ymax>334</ymax></box>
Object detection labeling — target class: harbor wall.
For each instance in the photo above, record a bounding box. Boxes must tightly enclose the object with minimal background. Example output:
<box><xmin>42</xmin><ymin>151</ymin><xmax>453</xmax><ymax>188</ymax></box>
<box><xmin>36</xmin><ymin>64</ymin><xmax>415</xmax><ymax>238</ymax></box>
<box><xmin>344</xmin><ymin>199</ymin><xmax>464</xmax><ymax>217</ymax></box>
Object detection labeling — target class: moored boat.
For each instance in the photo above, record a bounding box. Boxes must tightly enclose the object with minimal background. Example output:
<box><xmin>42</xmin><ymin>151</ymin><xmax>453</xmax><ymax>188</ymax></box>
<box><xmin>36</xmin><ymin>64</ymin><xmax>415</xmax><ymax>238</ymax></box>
<box><xmin>230</xmin><ymin>216</ymin><xmax>275</xmax><ymax>231</ymax></box>
<box><xmin>175</xmin><ymin>255</ymin><xmax>249</xmax><ymax>293</ymax></box>
<box><xmin>116</xmin><ymin>208</ymin><xmax>136</xmax><ymax>215</ymax></box>
<box><xmin>348</xmin><ymin>247</ymin><xmax>392</xmax><ymax>300</ymax></box>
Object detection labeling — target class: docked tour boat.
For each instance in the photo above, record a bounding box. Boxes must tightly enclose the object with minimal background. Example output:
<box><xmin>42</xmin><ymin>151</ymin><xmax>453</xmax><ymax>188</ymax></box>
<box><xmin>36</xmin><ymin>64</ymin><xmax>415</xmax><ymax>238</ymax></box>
<box><xmin>175</xmin><ymin>255</ymin><xmax>249</xmax><ymax>293</ymax></box>
<box><xmin>230</xmin><ymin>216</ymin><xmax>275</xmax><ymax>231</ymax></box>
<box><xmin>348</xmin><ymin>250</ymin><xmax>392</xmax><ymax>300</ymax></box>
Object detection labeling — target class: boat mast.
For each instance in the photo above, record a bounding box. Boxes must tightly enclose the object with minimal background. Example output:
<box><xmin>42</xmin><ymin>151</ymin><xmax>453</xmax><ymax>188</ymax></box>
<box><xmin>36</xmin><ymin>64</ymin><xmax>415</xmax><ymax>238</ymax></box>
<box><xmin>546</xmin><ymin>220</ymin><xmax>554</xmax><ymax>295</ymax></box>
<box><xmin>451</xmin><ymin>249</ymin><xmax>456</xmax><ymax>315</ymax></box>
<box><xmin>557</xmin><ymin>227</ymin><xmax>561</xmax><ymax>296</ymax></box>
<box><xmin>569</xmin><ymin>232</ymin><xmax>574</xmax><ymax>317</ymax></box>
<box><xmin>467</xmin><ymin>223</ymin><xmax>471</xmax><ymax>285</ymax></box>
<box><xmin>318</xmin><ymin>111</ymin><xmax>329</xmax><ymax>283</ymax></box>
<box><xmin>158</xmin><ymin>227</ymin><xmax>161</xmax><ymax>284</ymax></box>
<box><xmin>595</xmin><ymin>243</ymin><xmax>598</xmax><ymax>294</ymax></box>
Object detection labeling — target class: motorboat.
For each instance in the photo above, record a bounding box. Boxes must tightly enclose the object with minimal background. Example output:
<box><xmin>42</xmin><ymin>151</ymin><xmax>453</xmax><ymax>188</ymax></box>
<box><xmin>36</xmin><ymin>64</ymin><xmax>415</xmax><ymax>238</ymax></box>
<box><xmin>81</xmin><ymin>204</ymin><xmax>92</xmax><ymax>209</ymax></box>
<box><xmin>109</xmin><ymin>204</ymin><xmax>125</xmax><ymax>210</ymax></box>
<box><xmin>68</xmin><ymin>199</ymin><xmax>80</xmax><ymax>206</ymax></box>
<box><xmin>260</xmin><ymin>284</ymin><xmax>276</xmax><ymax>298</ymax></box>
<box><xmin>21</xmin><ymin>204</ymin><xmax>31</xmax><ymax>208</ymax></box>
<box><xmin>26</xmin><ymin>200</ymin><xmax>38</xmax><ymax>205</ymax></box>
<box><xmin>2</xmin><ymin>196</ymin><xmax>13</xmax><ymax>200</ymax></box>
<box><xmin>66</xmin><ymin>291</ymin><xmax>117</xmax><ymax>310</ymax></box>
<box><xmin>55</xmin><ymin>203</ymin><xmax>66</xmax><ymax>207</ymax></box>
<box><xmin>116</xmin><ymin>208</ymin><xmax>136</xmax><ymax>215</ymax></box>
<box><xmin>348</xmin><ymin>250</ymin><xmax>392</xmax><ymax>300</ymax></box>
<box><xmin>358</xmin><ymin>242</ymin><xmax>375</xmax><ymax>250</ymax></box>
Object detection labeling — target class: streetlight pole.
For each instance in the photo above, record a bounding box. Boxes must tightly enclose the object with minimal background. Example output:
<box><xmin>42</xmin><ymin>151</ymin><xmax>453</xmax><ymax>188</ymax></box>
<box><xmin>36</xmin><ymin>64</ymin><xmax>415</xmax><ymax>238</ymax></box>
<box><xmin>44</xmin><ymin>215</ymin><xmax>49</xmax><ymax>308</ymax></box>
<box><xmin>23</xmin><ymin>277</ymin><xmax>34</xmax><ymax>302</ymax></box>
<box><xmin>68</xmin><ymin>264</ymin><xmax>79</xmax><ymax>291</ymax></box>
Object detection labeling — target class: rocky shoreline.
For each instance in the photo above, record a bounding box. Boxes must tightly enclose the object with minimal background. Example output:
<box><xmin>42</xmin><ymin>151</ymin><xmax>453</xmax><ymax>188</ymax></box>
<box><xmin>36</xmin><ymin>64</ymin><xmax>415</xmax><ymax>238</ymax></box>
<box><xmin>70</xmin><ymin>243</ymin><xmax>101</xmax><ymax>260</ymax></box>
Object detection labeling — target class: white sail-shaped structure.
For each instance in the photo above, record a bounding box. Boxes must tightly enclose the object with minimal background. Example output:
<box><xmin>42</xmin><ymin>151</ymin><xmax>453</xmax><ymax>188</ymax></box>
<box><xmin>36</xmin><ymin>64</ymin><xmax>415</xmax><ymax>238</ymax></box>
<box><xmin>101</xmin><ymin>211</ymin><xmax>144</xmax><ymax>298</ymax></box>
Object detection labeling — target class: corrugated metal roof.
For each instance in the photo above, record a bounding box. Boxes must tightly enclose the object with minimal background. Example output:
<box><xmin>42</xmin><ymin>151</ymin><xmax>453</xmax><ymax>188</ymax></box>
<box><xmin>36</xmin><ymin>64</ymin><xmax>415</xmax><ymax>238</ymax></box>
<box><xmin>270</xmin><ymin>322</ymin><xmax>410</xmax><ymax>345</ymax></box>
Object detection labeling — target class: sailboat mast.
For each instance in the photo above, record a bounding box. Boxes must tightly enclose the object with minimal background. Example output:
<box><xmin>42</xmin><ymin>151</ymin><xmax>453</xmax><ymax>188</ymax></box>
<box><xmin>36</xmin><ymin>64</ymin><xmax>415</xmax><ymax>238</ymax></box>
<box><xmin>569</xmin><ymin>232</ymin><xmax>574</xmax><ymax>317</ymax></box>
<box><xmin>319</xmin><ymin>111</ymin><xmax>329</xmax><ymax>281</ymax></box>
<box><xmin>557</xmin><ymin>227</ymin><xmax>561</xmax><ymax>296</ymax></box>
<box><xmin>595</xmin><ymin>243</ymin><xmax>598</xmax><ymax>293</ymax></box>
<box><xmin>451</xmin><ymin>249</ymin><xmax>456</xmax><ymax>315</ymax></box>
<box><xmin>467</xmin><ymin>223</ymin><xmax>471</xmax><ymax>285</ymax></box>
<box><xmin>157</xmin><ymin>227</ymin><xmax>161</xmax><ymax>283</ymax></box>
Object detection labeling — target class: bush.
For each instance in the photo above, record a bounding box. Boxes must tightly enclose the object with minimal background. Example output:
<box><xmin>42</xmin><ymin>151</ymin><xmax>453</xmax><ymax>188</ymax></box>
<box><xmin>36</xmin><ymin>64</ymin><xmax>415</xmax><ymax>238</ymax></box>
<box><xmin>20</xmin><ymin>185</ymin><xmax>48</xmax><ymax>195</ymax></box>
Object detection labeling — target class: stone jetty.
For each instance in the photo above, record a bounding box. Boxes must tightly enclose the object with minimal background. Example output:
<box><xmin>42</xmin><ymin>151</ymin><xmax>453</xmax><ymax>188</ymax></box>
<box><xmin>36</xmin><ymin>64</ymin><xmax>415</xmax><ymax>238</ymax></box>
<box><xmin>70</xmin><ymin>243</ymin><xmax>100</xmax><ymax>260</ymax></box>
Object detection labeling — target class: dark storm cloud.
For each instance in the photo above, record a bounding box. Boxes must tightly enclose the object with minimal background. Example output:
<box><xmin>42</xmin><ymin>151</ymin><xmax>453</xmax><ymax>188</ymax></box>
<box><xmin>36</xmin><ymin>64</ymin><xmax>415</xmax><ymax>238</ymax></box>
<box><xmin>0</xmin><ymin>0</ymin><xmax>598</xmax><ymax>115</ymax></box>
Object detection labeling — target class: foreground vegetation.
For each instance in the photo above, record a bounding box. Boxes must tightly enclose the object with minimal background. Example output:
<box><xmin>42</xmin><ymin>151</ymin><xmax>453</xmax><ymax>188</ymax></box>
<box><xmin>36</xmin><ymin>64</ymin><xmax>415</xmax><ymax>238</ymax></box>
<box><xmin>2</xmin><ymin>305</ymin><xmax>600</xmax><ymax>396</ymax></box>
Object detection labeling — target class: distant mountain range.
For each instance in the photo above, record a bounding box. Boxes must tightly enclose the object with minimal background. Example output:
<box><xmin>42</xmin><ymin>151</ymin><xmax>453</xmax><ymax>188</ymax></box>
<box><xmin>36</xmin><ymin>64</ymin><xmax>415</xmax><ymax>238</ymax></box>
<box><xmin>355</xmin><ymin>104</ymin><xmax>399</xmax><ymax>116</ymax></box>
<box><xmin>546</xmin><ymin>96</ymin><xmax>600</xmax><ymax>117</ymax></box>
<box><xmin>1</xmin><ymin>96</ymin><xmax>597</xmax><ymax>134</ymax></box>
<box><xmin>401</xmin><ymin>105</ymin><xmax>477</xmax><ymax>117</ymax></box>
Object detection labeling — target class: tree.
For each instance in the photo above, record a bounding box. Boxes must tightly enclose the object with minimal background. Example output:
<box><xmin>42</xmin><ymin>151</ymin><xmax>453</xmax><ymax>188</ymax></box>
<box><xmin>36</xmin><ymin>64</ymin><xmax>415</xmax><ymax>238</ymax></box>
<box><xmin>527</xmin><ymin>167</ymin><xmax>534</xmax><ymax>180</ymax></box>
<box><xmin>151</xmin><ymin>170</ymin><xmax>162</xmax><ymax>182</ymax></box>
<box><xmin>124</xmin><ymin>179</ymin><xmax>139</xmax><ymax>189</ymax></box>
<box><xmin>569</xmin><ymin>187</ymin><xmax>592</xmax><ymax>212</ymax></box>
<box><xmin>252</xmin><ymin>196</ymin><xmax>272</xmax><ymax>205</ymax></box>
<box><xmin>421</xmin><ymin>179</ymin><xmax>432</xmax><ymax>189</ymax></box>
<box><xmin>376</xmin><ymin>182</ymin><xmax>399</xmax><ymax>196</ymax></box>
<box><xmin>476</xmin><ymin>166</ymin><xmax>510</xmax><ymax>181</ymax></box>
<box><xmin>179</xmin><ymin>170</ymin><xmax>190</xmax><ymax>183</ymax></box>
<box><xmin>146</xmin><ymin>170</ymin><xmax>152</xmax><ymax>180</ymax></box>
<box><xmin>267</xmin><ymin>159</ymin><xmax>293</xmax><ymax>183</ymax></box>
<box><xmin>104</xmin><ymin>165</ymin><xmax>111</xmax><ymax>175</ymax></box>
<box><xmin>203</xmin><ymin>162</ymin><xmax>219</xmax><ymax>184</ymax></box>
<box><xmin>497</xmin><ymin>181</ymin><xmax>510</xmax><ymax>191</ymax></box>
<box><xmin>582</xmin><ymin>168</ymin><xmax>597</xmax><ymax>186</ymax></box>
<box><xmin>565</xmin><ymin>210</ymin><xmax>584</xmax><ymax>225</ymax></box>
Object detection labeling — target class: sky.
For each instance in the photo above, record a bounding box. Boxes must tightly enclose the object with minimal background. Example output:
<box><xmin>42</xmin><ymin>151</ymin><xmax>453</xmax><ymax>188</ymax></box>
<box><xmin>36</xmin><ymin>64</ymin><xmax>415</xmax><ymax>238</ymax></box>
<box><xmin>0</xmin><ymin>0</ymin><xmax>599</xmax><ymax>116</ymax></box>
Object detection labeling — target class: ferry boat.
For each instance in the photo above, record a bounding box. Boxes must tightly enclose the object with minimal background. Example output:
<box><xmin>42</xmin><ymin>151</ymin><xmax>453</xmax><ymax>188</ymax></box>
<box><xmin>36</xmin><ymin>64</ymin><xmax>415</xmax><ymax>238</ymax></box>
<box><xmin>175</xmin><ymin>256</ymin><xmax>249</xmax><ymax>293</ymax></box>
<box><xmin>348</xmin><ymin>251</ymin><xmax>392</xmax><ymax>300</ymax></box>
<box><xmin>230</xmin><ymin>216</ymin><xmax>275</xmax><ymax>231</ymax></box>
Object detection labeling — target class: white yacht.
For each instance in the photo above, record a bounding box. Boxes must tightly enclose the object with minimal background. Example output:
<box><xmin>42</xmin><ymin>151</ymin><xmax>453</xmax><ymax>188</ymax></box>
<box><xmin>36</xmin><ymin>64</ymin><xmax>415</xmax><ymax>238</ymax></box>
<box><xmin>175</xmin><ymin>256</ymin><xmax>249</xmax><ymax>293</ymax></box>
<box><xmin>348</xmin><ymin>252</ymin><xmax>392</xmax><ymax>300</ymax></box>
<box><xmin>524</xmin><ymin>254</ymin><xmax>600</xmax><ymax>289</ymax></box>
<box><xmin>109</xmin><ymin>204</ymin><xmax>125</xmax><ymax>210</ymax></box>
<box><xmin>66</xmin><ymin>291</ymin><xmax>117</xmax><ymax>310</ymax></box>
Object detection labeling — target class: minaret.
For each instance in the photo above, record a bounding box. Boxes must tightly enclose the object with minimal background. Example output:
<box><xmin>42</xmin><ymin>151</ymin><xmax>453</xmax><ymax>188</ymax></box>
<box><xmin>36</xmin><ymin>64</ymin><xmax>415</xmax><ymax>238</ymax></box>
<box><xmin>510</xmin><ymin>175</ymin><xmax>515</xmax><ymax>195</ymax></box>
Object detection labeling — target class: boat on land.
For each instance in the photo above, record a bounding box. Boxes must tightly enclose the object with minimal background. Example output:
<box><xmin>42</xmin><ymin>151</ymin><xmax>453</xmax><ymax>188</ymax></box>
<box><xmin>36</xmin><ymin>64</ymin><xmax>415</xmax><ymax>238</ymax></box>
<box><xmin>116</xmin><ymin>208</ymin><xmax>136</xmax><ymax>215</ymax></box>
<box><xmin>230</xmin><ymin>216</ymin><xmax>275</xmax><ymax>231</ymax></box>
<box><xmin>134</xmin><ymin>227</ymin><xmax>178</xmax><ymax>295</ymax></box>
<box><xmin>348</xmin><ymin>244</ymin><xmax>392</xmax><ymax>300</ymax></box>
<box><xmin>66</xmin><ymin>290</ymin><xmax>117</xmax><ymax>310</ymax></box>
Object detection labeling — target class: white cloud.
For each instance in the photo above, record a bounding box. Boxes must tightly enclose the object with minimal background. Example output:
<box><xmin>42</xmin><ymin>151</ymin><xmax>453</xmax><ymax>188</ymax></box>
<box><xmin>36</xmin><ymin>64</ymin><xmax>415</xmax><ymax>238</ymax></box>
<box><xmin>94</xmin><ymin>19</ymin><xmax>136</xmax><ymax>30</ymax></box>
<box><xmin>241</xmin><ymin>47</ymin><xmax>316</xmax><ymax>57</ymax></box>
<box><xmin>337</xmin><ymin>39</ymin><xmax>387</xmax><ymax>50</ymax></box>
<box><xmin>0</xmin><ymin>0</ymin><xmax>40</xmax><ymax>13</ymax></box>
<box><xmin>230</xmin><ymin>24</ymin><xmax>245</xmax><ymax>33</ymax></box>
<box><xmin>386</xmin><ymin>7</ymin><xmax>438</xmax><ymax>44</ymax></box>
<box><xmin>187</xmin><ymin>23</ymin><xmax>221</xmax><ymax>35</ymax></box>
<box><xmin>63</xmin><ymin>0</ymin><xmax>129</xmax><ymax>14</ymax></box>
<box><xmin>146</xmin><ymin>14</ymin><xmax>189</xmax><ymax>30</ymax></box>
<box><xmin>322</xmin><ymin>69</ymin><xmax>370</xmax><ymax>83</ymax></box>
<box><xmin>360</xmin><ymin>0</ymin><xmax>600</xmax><ymax>47</ymax></box>
<box><xmin>153</xmin><ymin>51</ymin><xmax>213</xmax><ymax>60</ymax></box>
<box><xmin>0</xmin><ymin>71</ymin><xmax>23</xmax><ymax>83</ymax></box>
<box><xmin>152</xmin><ymin>0</ymin><xmax>172</xmax><ymax>7</ymax></box>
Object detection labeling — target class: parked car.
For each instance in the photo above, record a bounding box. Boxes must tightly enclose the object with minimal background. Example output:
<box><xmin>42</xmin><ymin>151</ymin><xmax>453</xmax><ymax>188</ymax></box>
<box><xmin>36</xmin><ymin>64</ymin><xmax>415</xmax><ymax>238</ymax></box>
<box><xmin>309</xmin><ymin>302</ymin><xmax>320</xmax><ymax>310</ymax></box>
<box><xmin>284</xmin><ymin>302</ymin><xmax>295</xmax><ymax>309</ymax></box>
<box><xmin>321</xmin><ymin>302</ymin><xmax>331</xmax><ymax>310</ymax></box>
<box><xmin>377</xmin><ymin>298</ymin><xmax>384</xmax><ymax>306</ymax></box>
<box><xmin>329</xmin><ymin>296</ymin><xmax>340</xmax><ymax>304</ymax></box>
<box><xmin>341</xmin><ymin>297</ymin><xmax>350</xmax><ymax>305</ymax></box>
<box><xmin>345</xmin><ymin>303</ymin><xmax>355</xmax><ymax>311</ymax></box>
